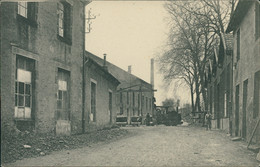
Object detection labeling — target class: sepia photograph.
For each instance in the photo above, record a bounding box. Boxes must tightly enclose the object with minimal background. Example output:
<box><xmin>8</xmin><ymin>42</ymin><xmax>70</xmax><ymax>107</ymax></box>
<box><xmin>1</xmin><ymin>0</ymin><xmax>260</xmax><ymax>166</ymax></box>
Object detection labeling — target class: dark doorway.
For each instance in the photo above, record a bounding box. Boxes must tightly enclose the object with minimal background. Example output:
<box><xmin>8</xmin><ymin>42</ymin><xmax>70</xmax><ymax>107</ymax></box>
<box><xmin>109</xmin><ymin>91</ymin><xmax>112</xmax><ymax>124</ymax></box>
<box><xmin>235</xmin><ymin>85</ymin><xmax>240</xmax><ymax>136</ymax></box>
<box><xmin>242</xmin><ymin>79</ymin><xmax>248</xmax><ymax>139</ymax></box>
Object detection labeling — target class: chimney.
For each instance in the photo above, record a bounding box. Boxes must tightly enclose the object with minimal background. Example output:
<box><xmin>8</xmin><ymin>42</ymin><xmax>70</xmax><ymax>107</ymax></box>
<box><xmin>103</xmin><ymin>54</ymin><xmax>108</xmax><ymax>71</ymax></box>
<box><xmin>150</xmin><ymin>58</ymin><xmax>154</xmax><ymax>88</ymax></box>
<box><xmin>128</xmin><ymin>65</ymin><xmax>132</xmax><ymax>74</ymax></box>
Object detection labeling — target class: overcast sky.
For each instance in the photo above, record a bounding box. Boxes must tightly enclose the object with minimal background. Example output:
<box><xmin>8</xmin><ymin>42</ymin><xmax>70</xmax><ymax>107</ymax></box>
<box><xmin>85</xmin><ymin>1</ymin><xmax>190</xmax><ymax>106</ymax></box>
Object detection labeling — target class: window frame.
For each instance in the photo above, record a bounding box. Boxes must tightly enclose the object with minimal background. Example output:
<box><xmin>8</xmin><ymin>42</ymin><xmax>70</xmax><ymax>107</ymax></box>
<box><xmin>56</xmin><ymin>68</ymin><xmax>71</xmax><ymax>121</ymax></box>
<box><xmin>15</xmin><ymin>56</ymin><xmax>35</xmax><ymax>120</ymax></box>
<box><xmin>90</xmin><ymin>79</ymin><xmax>97</xmax><ymax>122</ymax></box>
<box><xmin>57</xmin><ymin>1</ymin><xmax>72</xmax><ymax>45</ymax></box>
<box><xmin>236</xmin><ymin>29</ymin><xmax>240</xmax><ymax>61</ymax></box>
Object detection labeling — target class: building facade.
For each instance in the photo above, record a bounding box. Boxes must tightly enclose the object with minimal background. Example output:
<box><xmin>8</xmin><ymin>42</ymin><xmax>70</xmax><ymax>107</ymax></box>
<box><xmin>84</xmin><ymin>57</ymin><xmax>120</xmax><ymax>131</ymax></box>
<box><xmin>225</xmin><ymin>0</ymin><xmax>260</xmax><ymax>144</ymax></box>
<box><xmin>87</xmin><ymin>51</ymin><xmax>155</xmax><ymax>124</ymax></box>
<box><xmin>1</xmin><ymin>1</ymin><xmax>120</xmax><ymax>136</ymax></box>
<box><xmin>207</xmin><ymin>33</ymin><xmax>233</xmax><ymax>133</ymax></box>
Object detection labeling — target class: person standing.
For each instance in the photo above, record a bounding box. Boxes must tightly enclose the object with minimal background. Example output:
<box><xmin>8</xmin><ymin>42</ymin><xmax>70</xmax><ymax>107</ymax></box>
<box><xmin>146</xmin><ymin>113</ymin><xmax>150</xmax><ymax>126</ymax></box>
<box><xmin>205</xmin><ymin>112</ymin><xmax>212</xmax><ymax>130</ymax></box>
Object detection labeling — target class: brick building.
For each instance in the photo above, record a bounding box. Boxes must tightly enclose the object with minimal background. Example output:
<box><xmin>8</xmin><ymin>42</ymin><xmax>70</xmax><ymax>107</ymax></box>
<box><xmin>226</xmin><ymin>0</ymin><xmax>260</xmax><ymax>144</ymax></box>
<box><xmin>86</xmin><ymin>51</ymin><xmax>155</xmax><ymax>124</ymax></box>
<box><xmin>1</xmin><ymin>1</ymin><xmax>120</xmax><ymax>135</ymax></box>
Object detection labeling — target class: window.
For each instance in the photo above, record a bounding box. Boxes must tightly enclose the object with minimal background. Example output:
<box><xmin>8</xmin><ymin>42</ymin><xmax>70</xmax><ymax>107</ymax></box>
<box><xmin>138</xmin><ymin>93</ymin><xmax>140</xmax><ymax>116</ymax></box>
<box><xmin>142</xmin><ymin>95</ymin><xmax>144</xmax><ymax>108</ymax></box>
<box><xmin>255</xmin><ymin>2</ymin><xmax>260</xmax><ymax>40</ymax></box>
<box><xmin>17</xmin><ymin>2</ymin><xmax>38</xmax><ymax>26</ymax></box>
<box><xmin>91</xmin><ymin>80</ymin><xmax>97</xmax><ymax>121</ymax></box>
<box><xmin>236</xmin><ymin>29</ymin><xmax>240</xmax><ymax>61</ymax></box>
<box><xmin>132</xmin><ymin>92</ymin><xmax>135</xmax><ymax>107</ymax></box>
<box><xmin>57</xmin><ymin>2</ymin><xmax>72</xmax><ymax>44</ymax></box>
<box><xmin>149</xmin><ymin>98</ymin><xmax>151</xmax><ymax>110</ymax></box>
<box><xmin>120</xmin><ymin>92</ymin><xmax>123</xmax><ymax>115</ymax></box>
<box><xmin>57</xmin><ymin>69</ymin><xmax>70</xmax><ymax>121</ymax></box>
<box><xmin>109</xmin><ymin>91</ymin><xmax>112</xmax><ymax>123</ymax></box>
<box><xmin>146</xmin><ymin>97</ymin><xmax>148</xmax><ymax>110</ymax></box>
<box><xmin>18</xmin><ymin>2</ymin><xmax>27</xmax><ymax>18</ymax></box>
<box><xmin>57</xmin><ymin>2</ymin><xmax>64</xmax><ymax>37</ymax></box>
<box><xmin>15</xmin><ymin>56</ymin><xmax>35</xmax><ymax>119</ymax></box>
<box><xmin>127</xmin><ymin>92</ymin><xmax>129</xmax><ymax>105</ymax></box>
<box><xmin>253</xmin><ymin>71</ymin><xmax>260</xmax><ymax>118</ymax></box>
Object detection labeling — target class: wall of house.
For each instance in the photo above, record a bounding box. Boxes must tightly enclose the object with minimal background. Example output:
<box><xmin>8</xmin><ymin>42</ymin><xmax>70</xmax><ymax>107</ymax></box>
<box><xmin>232</xmin><ymin>3</ymin><xmax>260</xmax><ymax>144</ymax></box>
<box><xmin>208</xmin><ymin>50</ymin><xmax>233</xmax><ymax>133</ymax></box>
<box><xmin>85</xmin><ymin>63</ymin><xmax>118</xmax><ymax>131</ymax></box>
<box><xmin>116</xmin><ymin>80</ymin><xmax>154</xmax><ymax>124</ymax></box>
<box><xmin>1</xmin><ymin>1</ymin><xmax>85</xmax><ymax>135</ymax></box>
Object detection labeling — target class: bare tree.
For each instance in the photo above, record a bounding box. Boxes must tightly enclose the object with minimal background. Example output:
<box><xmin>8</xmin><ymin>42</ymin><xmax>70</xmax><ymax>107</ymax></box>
<box><xmin>159</xmin><ymin>0</ymin><xmax>235</xmax><ymax>114</ymax></box>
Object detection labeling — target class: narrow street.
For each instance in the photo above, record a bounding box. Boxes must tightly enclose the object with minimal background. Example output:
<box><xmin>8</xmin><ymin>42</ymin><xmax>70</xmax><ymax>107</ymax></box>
<box><xmin>6</xmin><ymin>125</ymin><xmax>258</xmax><ymax>166</ymax></box>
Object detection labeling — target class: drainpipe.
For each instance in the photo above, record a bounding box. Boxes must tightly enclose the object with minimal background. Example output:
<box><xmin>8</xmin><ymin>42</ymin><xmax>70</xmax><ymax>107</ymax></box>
<box><xmin>82</xmin><ymin>2</ymin><xmax>86</xmax><ymax>134</ymax></box>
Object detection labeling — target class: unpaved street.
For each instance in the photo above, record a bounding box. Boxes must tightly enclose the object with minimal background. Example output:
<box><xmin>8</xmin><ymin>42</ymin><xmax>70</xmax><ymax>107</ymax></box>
<box><xmin>6</xmin><ymin>125</ymin><xmax>258</xmax><ymax>166</ymax></box>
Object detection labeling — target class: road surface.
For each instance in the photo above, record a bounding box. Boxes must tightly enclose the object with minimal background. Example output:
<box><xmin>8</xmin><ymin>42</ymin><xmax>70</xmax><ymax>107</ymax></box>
<box><xmin>6</xmin><ymin>125</ymin><xmax>259</xmax><ymax>166</ymax></box>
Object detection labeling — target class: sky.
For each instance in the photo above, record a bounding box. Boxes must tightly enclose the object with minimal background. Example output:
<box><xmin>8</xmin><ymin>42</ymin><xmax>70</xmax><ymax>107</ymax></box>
<box><xmin>85</xmin><ymin>1</ymin><xmax>190</xmax><ymax>106</ymax></box>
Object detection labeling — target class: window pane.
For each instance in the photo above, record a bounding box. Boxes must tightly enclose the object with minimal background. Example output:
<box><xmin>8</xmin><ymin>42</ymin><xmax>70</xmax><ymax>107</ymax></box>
<box><xmin>15</xmin><ymin>95</ymin><xmax>18</xmax><ymax>106</ymax></box>
<box><xmin>25</xmin><ymin>84</ymin><xmax>31</xmax><ymax>95</ymax></box>
<box><xmin>15</xmin><ymin>82</ymin><xmax>18</xmax><ymax>93</ymax></box>
<box><xmin>57</xmin><ymin>100</ymin><xmax>62</xmax><ymax>109</ymax></box>
<box><xmin>25</xmin><ymin>96</ymin><xmax>31</xmax><ymax>107</ymax></box>
<box><xmin>19</xmin><ymin>82</ymin><xmax>25</xmax><ymax>94</ymax></box>
<box><xmin>18</xmin><ymin>95</ymin><xmax>24</xmax><ymax>107</ymax></box>
<box><xmin>18</xmin><ymin>2</ymin><xmax>28</xmax><ymax>18</ymax></box>
<box><xmin>59</xmin><ymin>28</ymin><xmax>64</xmax><ymax>37</ymax></box>
<box><xmin>58</xmin><ymin>90</ymin><xmax>62</xmax><ymax>100</ymax></box>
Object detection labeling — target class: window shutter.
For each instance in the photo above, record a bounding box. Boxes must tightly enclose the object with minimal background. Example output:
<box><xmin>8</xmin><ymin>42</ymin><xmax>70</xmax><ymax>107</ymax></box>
<box><xmin>64</xmin><ymin>4</ymin><xmax>71</xmax><ymax>41</ymax></box>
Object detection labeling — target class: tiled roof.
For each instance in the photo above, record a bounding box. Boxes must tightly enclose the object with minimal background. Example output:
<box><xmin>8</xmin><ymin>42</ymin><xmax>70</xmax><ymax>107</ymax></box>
<box><xmin>85</xmin><ymin>51</ymin><xmax>152</xmax><ymax>89</ymax></box>
<box><xmin>220</xmin><ymin>32</ymin><xmax>233</xmax><ymax>51</ymax></box>
<box><xmin>87</xmin><ymin>57</ymin><xmax>120</xmax><ymax>85</ymax></box>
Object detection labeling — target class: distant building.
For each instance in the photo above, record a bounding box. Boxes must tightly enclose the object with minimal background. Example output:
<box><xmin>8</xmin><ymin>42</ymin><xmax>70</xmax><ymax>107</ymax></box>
<box><xmin>225</xmin><ymin>0</ymin><xmax>259</xmax><ymax>144</ymax></box>
<box><xmin>0</xmin><ymin>1</ymin><xmax>120</xmax><ymax>136</ymax></box>
<box><xmin>86</xmin><ymin>51</ymin><xmax>155</xmax><ymax>124</ymax></box>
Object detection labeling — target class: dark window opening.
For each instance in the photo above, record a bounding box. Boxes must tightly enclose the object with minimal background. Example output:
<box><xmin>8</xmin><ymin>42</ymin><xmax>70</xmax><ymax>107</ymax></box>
<box><xmin>120</xmin><ymin>92</ymin><xmax>123</xmax><ymax>115</ymax></box>
<box><xmin>236</xmin><ymin>29</ymin><xmax>240</xmax><ymax>61</ymax></box>
<box><xmin>253</xmin><ymin>71</ymin><xmax>260</xmax><ymax>118</ymax></box>
<box><xmin>17</xmin><ymin>2</ymin><xmax>38</xmax><ymax>27</ymax></box>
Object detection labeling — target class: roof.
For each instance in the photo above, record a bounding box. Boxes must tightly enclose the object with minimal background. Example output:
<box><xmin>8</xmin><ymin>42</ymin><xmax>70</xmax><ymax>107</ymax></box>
<box><xmin>87</xmin><ymin>57</ymin><xmax>120</xmax><ymax>86</ymax></box>
<box><xmin>85</xmin><ymin>51</ymin><xmax>153</xmax><ymax>90</ymax></box>
<box><xmin>221</xmin><ymin>33</ymin><xmax>233</xmax><ymax>51</ymax></box>
<box><xmin>226</xmin><ymin>0</ymin><xmax>254</xmax><ymax>33</ymax></box>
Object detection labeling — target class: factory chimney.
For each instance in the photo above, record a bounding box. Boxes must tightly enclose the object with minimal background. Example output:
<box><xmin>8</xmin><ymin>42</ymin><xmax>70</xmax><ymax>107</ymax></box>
<box><xmin>128</xmin><ymin>65</ymin><xmax>132</xmax><ymax>74</ymax></box>
<box><xmin>150</xmin><ymin>58</ymin><xmax>154</xmax><ymax>88</ymax></box>
<box><xmin>103</xmin><ymin>54</ymin><xmax>108</xmax><ymax>71</ymax></box>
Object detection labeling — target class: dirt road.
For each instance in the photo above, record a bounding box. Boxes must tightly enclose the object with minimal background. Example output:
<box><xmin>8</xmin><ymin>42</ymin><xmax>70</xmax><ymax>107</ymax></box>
<box><xmin>5</xmin><ymin>125</ymin><xmax>259</xmax><ymax>166</ymax></box>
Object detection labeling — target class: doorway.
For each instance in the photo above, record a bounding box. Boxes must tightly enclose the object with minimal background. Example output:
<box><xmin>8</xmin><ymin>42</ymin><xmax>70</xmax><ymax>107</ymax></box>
<box><xmin>109</xmin><ymin>91</ymin><xmax>112</xmax><ymax>124</ymax></box>
<box><xmin>235</xmin><ymin>85</ymin><xmax>240</xmax><ymax>136</ymax></box>
<box><xmin>242</xmin><ymin>79</ymin><xmax>248</xmax><ymax>139</ymax></box>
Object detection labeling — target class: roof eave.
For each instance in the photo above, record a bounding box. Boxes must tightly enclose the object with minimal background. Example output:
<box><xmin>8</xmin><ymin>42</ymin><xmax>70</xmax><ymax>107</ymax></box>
<box><xmin>226</xmin><ymin>0</ymin><xmax>254</xmax><ymax>33</ymax></box>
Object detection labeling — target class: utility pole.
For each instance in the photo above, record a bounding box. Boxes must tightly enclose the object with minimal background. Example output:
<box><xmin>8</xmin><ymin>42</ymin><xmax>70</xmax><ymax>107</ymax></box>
<box><xmin>82</xmin><ymin>5</ymin><xmax>96</xmax><ymax>134</ymax></box>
